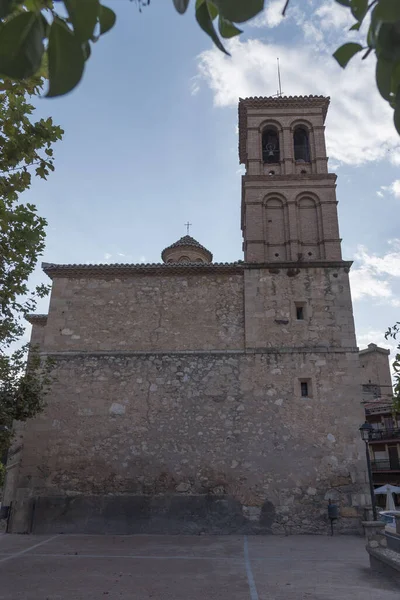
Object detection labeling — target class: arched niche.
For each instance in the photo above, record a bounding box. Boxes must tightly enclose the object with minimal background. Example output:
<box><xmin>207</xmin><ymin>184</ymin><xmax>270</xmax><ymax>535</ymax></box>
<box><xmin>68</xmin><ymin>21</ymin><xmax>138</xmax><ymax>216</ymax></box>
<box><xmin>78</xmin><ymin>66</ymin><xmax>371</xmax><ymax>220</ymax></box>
<box><xmin>261</xmin><ymin>126</ymin><xmax>280</xmax><ymax>164</ymax></box>
<box><xmin>264</xmin><ymin>196</ymin><xmax>287</xmax><ymax>260</ymax></box>
<box><xmin>294</xmin><ymin>126</ymin><xmax>311</xmax><ymax>162</ymax></box>
<box><xmin>297</xmin><ymin>196</ymin><xmax>320</xmax><ymax>259</ymax></box>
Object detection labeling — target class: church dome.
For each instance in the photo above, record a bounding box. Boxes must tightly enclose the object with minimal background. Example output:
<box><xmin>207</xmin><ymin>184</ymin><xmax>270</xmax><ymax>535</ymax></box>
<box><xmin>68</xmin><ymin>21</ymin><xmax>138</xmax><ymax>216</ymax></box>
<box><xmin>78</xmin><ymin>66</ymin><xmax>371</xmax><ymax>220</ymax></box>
<box><xmin>161</xmin><ymin>235</ymin><xmax>213</xmax><ymax>264</ymax></box>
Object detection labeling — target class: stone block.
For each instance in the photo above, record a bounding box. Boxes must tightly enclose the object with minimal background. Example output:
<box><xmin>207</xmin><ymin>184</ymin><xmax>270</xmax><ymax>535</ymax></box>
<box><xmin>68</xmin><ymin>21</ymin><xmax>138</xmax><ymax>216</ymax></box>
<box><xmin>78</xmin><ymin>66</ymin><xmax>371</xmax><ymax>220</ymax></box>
<box><xmin>340</xmin><ymin>506</ymin><xmax>359</xmax><ymax>518</ymax></box>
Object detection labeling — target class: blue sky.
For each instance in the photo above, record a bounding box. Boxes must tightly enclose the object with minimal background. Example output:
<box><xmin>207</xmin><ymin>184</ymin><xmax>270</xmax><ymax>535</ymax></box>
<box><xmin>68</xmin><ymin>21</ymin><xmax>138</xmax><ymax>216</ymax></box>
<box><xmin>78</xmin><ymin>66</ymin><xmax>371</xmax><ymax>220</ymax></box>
<box><xmin>24</xmin><ymin>0</ymin><xmax>400</xmax><ymax>356</ymax></box>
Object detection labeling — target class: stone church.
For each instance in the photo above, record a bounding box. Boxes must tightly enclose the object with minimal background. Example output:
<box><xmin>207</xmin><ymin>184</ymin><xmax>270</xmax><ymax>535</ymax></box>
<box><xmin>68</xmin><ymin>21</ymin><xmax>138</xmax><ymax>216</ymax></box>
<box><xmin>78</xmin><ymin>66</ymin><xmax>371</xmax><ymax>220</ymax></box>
<box><xmin>5</xmin><ymin>96</ymin><xmax>384</xmax><ymax>534</ymax></box>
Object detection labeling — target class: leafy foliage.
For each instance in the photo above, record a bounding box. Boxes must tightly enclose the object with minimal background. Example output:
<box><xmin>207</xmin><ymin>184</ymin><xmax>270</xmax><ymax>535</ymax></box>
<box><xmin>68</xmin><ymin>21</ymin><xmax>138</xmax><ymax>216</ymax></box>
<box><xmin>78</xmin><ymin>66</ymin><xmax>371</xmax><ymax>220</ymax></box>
<box><xmin>385</xmin><ymin>322</ymin><xmax>400</xmax><ymax>414</ymax></box>
<box><xmin>0</xmin><ymin>1</ymin><xmax>399</xmax><ymax>121</ymax></box>
<box><xmin>0</xmin><ymin>348</ymin><xmax>54</xmax><ymax>460</ymax></box>
<box><xmin>0</xmin><ymin>76</ymin><xmax>63</xmax><ymax>467</ymax></box>
<box><xmin>331</xmin><ymin>0</ymin><xmax>400</xmax><ymax>135</ymax></box>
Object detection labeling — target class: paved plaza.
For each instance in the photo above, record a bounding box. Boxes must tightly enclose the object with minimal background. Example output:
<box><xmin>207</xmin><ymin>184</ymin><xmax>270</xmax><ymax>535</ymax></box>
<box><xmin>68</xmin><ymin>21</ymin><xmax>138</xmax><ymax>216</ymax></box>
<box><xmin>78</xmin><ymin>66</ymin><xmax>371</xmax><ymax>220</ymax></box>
<box><xmin>0</xmin><ymin>533</ymin><xmax>398</xmax><ymax>599</ymax></box>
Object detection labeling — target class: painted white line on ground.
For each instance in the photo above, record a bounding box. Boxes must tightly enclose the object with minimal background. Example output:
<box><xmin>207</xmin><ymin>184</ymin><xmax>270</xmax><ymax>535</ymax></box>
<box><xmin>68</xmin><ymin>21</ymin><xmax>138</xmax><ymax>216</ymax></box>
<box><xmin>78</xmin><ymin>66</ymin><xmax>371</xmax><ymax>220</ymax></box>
<box><xmin>0</xmin><ymin>535</ymin><xmax>60</xmax><ymax>564</ymax></box>
<box><xmin>243</xmin><ymin>536</ymin><xmax>259</xmax><ymax>600</ymax></box>
<box><xmin>0</xmin><ymin>553</ymin><xmax>213</xmax><ymax>560</ymax></box>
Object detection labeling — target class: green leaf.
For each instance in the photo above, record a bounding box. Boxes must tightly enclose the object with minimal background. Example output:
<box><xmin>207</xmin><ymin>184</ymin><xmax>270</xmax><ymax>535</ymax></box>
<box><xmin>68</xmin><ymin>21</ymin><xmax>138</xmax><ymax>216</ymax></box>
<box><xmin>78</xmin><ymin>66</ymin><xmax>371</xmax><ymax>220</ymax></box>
<box><xmin>333</xmin><ymin>42</ymin><xmax>363</xmax><ymax>68</ymax></box>
<box><xmin>376</xmin><ymin>57</ymin><xmax>393</xmax><ymax>101</ymax></box>
<box><xmin>173</xmin><ymin>0</ymin><xmax>190</xmax><ymax>14</ymax></box>
<box><xmin>99</xmin><ymin>4</ymin><xmax>116</xmax><ymax>35</ymax></box>
<box><xmin>0</xmin><ymin>12</ymin><xmax>44</xmax><ymax>80</ymax></box>
<box><xmin>65</xmin><ymin>0</ymin><xmax>99</xmax><ymax>42</ymax></box>
<box><xmin>349</xmin><ymin>22</ymin><xmax>361</xmax><ymax>31</ymax></box>
<box><xmin>209</xmin><ymin>0</ymin><xmax>264</xmax><ymax>23</ymax></box>
<box><xmin>196</xmin><ymin>1</ymin><xmax>228</xmax><ymax>55</ymax></box>
<box><xmin>350</xmin><ymin>0</ymin><xmax>368</xmax><ymax>22</ymax></box>
<box><xmin>24</xmin><ymin>0</ymin><xmax>42</xmax><ymax>10</ymax></box>
<box><xmin>207</xmin><ymin>1</ymin><xmax>218</xmax><ymax>20</ymax></box>
<box><xmin>392</xmin><ymin>61</ymin><xmax>400</xmax><ymax>99</ymax></box>
<box><xmin>367</xmin><ymin>10</ymin><xmax>377</xmax><ymax>48</ymax></box>
<box><xmin>374</xmin><ymin>0</ymin><xmax>400</xmax><ymax>23</ymax></box>
<box><xmin>46</xmin><ymin>18</ymin><xmax>85</xmax><ymax>98</ymax></box>
<box><xmin>335</xmin><ymin>0</ymin><xmax>351</xmax><ymax>6</ymax></box>
<box><xmin>83</xmin><ymin>41</ymin><xmax>91</xmax><ymax>61</ymax></box>
<box><xmin>376</xmin><ymin>22</ymin><xmax>400</xmax><ymax>61</ymax></box>
<box><xmin>0</xmin><ymin>0</ymin><xmax>13</xmax><ymax>19</ymax></box>
<box><xmin>218</xmin><ymin>16</ymin><xmax>242</xmax><ymax>38</ymax></box>
<box><xmin>394</xmin><ymin>103</ymin><xmax>400</xmax><ymax>135</ymax></box>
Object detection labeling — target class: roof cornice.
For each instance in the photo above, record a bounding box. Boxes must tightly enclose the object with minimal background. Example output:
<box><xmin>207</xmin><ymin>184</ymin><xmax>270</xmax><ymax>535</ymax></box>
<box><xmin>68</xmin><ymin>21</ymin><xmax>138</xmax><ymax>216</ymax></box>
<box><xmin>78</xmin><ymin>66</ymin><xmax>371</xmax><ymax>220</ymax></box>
<box><xmin>41</xmin><ymin>260</ymin><xmax>353</xmax><ymax>279</ymax></box>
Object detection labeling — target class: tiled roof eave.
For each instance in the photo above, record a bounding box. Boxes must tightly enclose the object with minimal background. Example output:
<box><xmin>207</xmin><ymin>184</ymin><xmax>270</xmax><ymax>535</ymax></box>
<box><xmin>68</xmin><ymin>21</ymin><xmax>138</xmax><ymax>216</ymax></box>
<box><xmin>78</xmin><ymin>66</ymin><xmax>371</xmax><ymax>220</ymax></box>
<box><xmin>41</xmin><ymin>259</ymin><xmax>353</xmax><ymax>279</ymax></box>
<box><xmin>42</xmin><ymin>261</ymin><xmax>243</xmax><ymax>279</ymax></box>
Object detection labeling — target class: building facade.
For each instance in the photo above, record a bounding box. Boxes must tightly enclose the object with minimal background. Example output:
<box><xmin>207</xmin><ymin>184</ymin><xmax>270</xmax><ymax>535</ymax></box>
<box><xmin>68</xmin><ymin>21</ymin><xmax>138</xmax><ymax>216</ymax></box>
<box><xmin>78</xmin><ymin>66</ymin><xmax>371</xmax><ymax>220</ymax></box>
<box><xmin>361</xmin><ymin>344</ymin><xmax>399</xmax><ymax>491</ymax></box>
<box><xmin>5</xmin><ymin>96</ymin><xmax>373</xmax><ymax>534</ymax></box>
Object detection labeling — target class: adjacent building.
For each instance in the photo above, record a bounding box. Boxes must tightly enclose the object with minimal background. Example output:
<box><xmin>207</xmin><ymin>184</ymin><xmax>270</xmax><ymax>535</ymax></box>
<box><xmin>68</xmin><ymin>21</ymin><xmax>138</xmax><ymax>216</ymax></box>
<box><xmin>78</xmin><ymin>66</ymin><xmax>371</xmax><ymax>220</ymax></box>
<box><xmin>361</xmin><ymin>344</ymin><xmax>399</xmax><ymax>490</ymax></box>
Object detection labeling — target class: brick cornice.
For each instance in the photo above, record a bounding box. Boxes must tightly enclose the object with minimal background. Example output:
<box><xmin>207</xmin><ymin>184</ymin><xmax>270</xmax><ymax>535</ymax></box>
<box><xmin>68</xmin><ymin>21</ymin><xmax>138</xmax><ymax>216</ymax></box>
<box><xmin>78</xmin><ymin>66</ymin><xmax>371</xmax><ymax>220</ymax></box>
<box><xmin>242</xmin><ymin>174</ymin><xmax>337</xmax><ymax>182</ymax></box>
<box><xmin>243</xmin><ymin>260</ymin><xmax>352</xmax><ymax>270</ymax></box>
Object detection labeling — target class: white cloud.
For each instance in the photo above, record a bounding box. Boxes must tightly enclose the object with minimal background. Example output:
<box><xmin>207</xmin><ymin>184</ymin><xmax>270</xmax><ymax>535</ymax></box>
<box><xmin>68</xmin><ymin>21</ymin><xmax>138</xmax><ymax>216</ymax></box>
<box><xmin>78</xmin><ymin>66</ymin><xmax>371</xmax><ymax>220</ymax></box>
<box><xmin>378</xmin><ymin>180</ymin><xmax>400</xmax><ymax>197</ymax></box>
<box><xmin>390</xmin><ymin>149</ymin><xmax>400</xmax><ymax>165</ymax></box>
<box><xmin>357</xmin><ymin>330</ymin><xmax>396</xmax><ymax>354</ymax></box>
<box><xmin>384</xmin><ymin>180</ymin><xmax>400</xmax><ymax>198</ymax></box>
<box><xmin>350</xmin><ymin>265</ymin><xmax>393</xmax><ymax>301</ymax></box>
<box><xmin>377</xmin><ymin>190</ymin><xmax>384</xmax><ymax>198</ymax></box>
<box><xmin>393</xmin><ymin>181</ymin><xmax>400</xmax><ymax>197</ymax></box>
<box><xmin>195</xmin><ymin>35</ymin><xmax>400</xmax><ymax>166</ymax></box>
<box><xmin>190</xmin><ymin>76</ymin><xmax>200</xmax><ymax>96</ymax></box>
<box><xmin>251</xmin><ymin>0</ymin><xmax>286</xmax><ymax>28</ymax></box>
<box><xmin>302</xmin><ymin>21</ymin><xmax>325</xmax><ymax>45</ymax></box>
<box><xmin>314</xmin><ymin>1</ymin><xmax>351</xmax><ymax>30</ymax></box>
<box><xmin>98</xmin><ymin>252</ymin><xmax>136</xmax><ymax>264</ymax></box>
<box><xmin>350</xmin><ymin>240</ymin><xmax>400</xmax><ymax>305</ymax></box>
<box><xmin>355</xmin><ymin>241</ymin><xmax>400</xmax><ymax>278</ymax></box>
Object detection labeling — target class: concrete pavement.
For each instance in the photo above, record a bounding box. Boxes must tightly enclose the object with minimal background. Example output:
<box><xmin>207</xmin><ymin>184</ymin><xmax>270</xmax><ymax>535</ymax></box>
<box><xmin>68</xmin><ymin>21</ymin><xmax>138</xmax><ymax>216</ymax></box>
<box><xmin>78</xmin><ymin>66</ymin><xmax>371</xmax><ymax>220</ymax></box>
<box><xmin>0</xmin><ymin>533</ymin><xmax>398</xmax><ymax>599</ymax></box>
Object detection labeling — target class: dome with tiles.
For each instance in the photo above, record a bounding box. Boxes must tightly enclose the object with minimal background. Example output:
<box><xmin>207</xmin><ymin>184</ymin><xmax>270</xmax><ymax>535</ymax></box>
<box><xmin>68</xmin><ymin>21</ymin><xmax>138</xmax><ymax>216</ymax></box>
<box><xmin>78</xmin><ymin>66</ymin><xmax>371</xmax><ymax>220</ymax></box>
<box><xmin>161</xmin><ymin>235</ymin><xmax>213</xmax><ymax>264</ymax></box>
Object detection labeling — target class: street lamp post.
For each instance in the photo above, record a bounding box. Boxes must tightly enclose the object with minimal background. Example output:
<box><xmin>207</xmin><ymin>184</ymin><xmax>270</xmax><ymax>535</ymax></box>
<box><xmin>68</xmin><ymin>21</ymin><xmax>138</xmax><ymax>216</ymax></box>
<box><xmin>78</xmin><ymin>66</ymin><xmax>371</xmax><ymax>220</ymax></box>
<box><xmin>359</xmin><ymin>422</ymin><xmax>377</xmax><ymax>521</ymax></box>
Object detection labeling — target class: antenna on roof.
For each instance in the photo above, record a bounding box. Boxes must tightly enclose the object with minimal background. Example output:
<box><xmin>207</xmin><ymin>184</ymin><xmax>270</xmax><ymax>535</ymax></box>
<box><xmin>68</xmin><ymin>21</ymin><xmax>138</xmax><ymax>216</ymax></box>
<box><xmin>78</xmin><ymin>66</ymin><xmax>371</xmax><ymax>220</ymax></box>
<box><xmin>277</xmin><ymin>58</ymin><xmax>282</xmax><ymax>96</ymax></box>
<box><xmin>272</xmin><ymin>58</ymin><xmax>283</xmax><ymax>98</ymax></box>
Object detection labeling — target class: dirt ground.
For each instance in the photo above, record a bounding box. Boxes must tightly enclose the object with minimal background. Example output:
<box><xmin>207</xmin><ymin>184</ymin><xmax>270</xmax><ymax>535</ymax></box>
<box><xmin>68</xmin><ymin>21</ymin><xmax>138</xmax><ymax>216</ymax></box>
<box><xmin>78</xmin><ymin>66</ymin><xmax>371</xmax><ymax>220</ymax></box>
<box><xmin>0</xmin><ymin>533</ymin><xmax>398</xmax><ymax>599</ymax></box>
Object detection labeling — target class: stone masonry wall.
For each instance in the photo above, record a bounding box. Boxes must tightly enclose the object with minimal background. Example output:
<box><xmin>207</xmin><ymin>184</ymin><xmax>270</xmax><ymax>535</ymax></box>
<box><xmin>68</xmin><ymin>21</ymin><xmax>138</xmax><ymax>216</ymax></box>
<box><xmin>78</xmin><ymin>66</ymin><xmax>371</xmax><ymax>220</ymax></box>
<box><xmin>12</xmin><ymin>350</ymin><xmax>366</xmax><ymax>534</ymax></box>
<box><xmin>43</xmin><ymin>272</ymin><xmax>244</xmax><ymax>352</ymax></box>
<box><xmin>244</xmin><ymin>266</ymin><xmax>355</xmax><ymax>349</ymax></box>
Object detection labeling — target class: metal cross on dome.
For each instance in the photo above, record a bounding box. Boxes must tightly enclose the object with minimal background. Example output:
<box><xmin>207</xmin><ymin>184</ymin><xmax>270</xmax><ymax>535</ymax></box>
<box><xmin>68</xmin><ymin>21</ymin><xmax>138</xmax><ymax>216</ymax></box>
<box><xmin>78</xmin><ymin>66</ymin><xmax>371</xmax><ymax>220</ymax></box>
<box><xmin>185</xmin><ymin>222</ymin><xmax>192</xmax><ymax>235</ymax></box>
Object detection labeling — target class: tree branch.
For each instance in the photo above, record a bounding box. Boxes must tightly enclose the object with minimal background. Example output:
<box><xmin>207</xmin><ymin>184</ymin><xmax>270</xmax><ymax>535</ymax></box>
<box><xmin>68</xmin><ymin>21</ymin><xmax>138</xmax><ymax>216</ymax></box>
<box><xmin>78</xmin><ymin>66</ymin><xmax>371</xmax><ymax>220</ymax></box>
<box><xmin>282</xmin><ymin>0</ymin><xmax>290</xmax><ymax>17</ymax></box>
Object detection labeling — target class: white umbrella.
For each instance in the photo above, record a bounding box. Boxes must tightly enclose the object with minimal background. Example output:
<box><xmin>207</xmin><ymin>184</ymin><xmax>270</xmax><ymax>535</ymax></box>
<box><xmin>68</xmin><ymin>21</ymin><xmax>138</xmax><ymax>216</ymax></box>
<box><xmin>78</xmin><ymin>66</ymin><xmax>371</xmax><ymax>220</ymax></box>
<box><xmin>374</xmin><ymin>484</ymin><xmax>400</xmax><ymax>511</ymax></box>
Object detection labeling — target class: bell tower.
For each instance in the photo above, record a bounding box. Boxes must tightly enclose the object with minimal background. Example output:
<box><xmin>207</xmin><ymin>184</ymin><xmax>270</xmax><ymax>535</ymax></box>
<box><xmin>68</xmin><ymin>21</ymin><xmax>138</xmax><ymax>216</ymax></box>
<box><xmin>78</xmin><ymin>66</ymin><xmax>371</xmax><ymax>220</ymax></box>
<box><xmin>239</xmin><ymin>96</ymin><xmax>342</xmax><ymax>263</ymax></box>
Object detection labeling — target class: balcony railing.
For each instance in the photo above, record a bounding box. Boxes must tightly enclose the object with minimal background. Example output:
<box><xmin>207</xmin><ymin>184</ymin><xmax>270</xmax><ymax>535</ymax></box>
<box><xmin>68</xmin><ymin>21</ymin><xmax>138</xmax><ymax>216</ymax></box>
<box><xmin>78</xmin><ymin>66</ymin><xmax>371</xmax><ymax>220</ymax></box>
<box><xmin>371</xmin><ymin>459</ymin><xmax>400</xmax><ymax>471</ymax></box>
<box><xmin>368</xmin><ymin>428</ymin><xmax>400</xmax><ymax>441</ymax></box>
<box><xmin>365</xmin><ymin>404</ymin><xmax>393</xmax><ymax>416</ymax></box>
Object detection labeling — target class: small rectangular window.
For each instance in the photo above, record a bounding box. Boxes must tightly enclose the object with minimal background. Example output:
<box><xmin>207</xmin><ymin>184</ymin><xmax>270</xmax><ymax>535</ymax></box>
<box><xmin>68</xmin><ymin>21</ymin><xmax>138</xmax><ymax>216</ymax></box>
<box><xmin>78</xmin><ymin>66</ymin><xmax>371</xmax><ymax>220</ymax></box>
<box><xmin>300</xmin><ymin>381</ymin><xmax>309</xmax><ymax>397</ymax></box>
<box><xmin>295</xmin><ymin>302</ymin><xmax>306</xmax><ymax>320</ymax></box>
